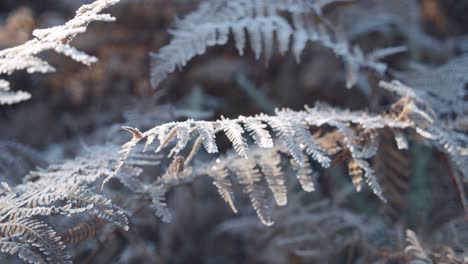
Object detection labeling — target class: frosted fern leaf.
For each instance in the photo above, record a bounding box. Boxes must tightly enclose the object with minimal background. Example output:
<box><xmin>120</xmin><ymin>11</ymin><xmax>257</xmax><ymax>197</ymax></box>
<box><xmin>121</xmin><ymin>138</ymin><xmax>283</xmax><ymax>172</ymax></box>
<box><xmin>110</xmin><ymin>94</ymin><xmax>463</xmax><ymax>227</ymax></box>
<box><xmin>221</xmin><ymin>117</ymin><xmax>249</xmax><ymax>157</ymax></box>
<box><xmin>355</xmin><ymin>159</ymin><xmax>385</xmax><ymax>202</ymax></box>
<box><xmin>244</xmin><ymin>119</ymin><xmax>274</xmax><ymax>148</ymax></box>
<box><xmin>197</xmin><ymin>122</ymin><xmax>219</xmax><ymax>154</ymax></box>
<box><xmin>267</xmin><ymin>116</ymin><xmax>305</xmax><ymax>166</ymax></box>
<box><xmin>169</xmin><ymin>123</ymin><xmax>191</xmax><ymax>157</ymax></box>
<box><xmin>0</xmin><ymin>240</ymin><xmax>47</xmax><ymax>264</ymax></box>
<box><xmin>291</xmin><ymin>156</ymin><xmax>317</xmax><ymax>192</ymax></box>
<box><xmin>150</xmin><ymin>0</ymin><xmax>403</xmax><ymax>88</ymax></box>
<box><xmin>0</xmin><ymin>0</ymin><xmax>120</xmax><ymax>105</ymax></box>
<box><xmin>259</xmin><ymin>150</ymin><xmax>288</xmax><ymax>206</ymax></box>
<box><xmin>0</xmin><ymin>218</ymin><xmax>71</xmax><ymax>263</ymax></box>
<box><xmin>210</xmin><ymin>164</ymin><xmax>238</xmax><ymax>212</ymax></box>
<box><xmin>232</xmin><ymin>159</ymin><xmax>273</xmax><ymax>226</ymax></box>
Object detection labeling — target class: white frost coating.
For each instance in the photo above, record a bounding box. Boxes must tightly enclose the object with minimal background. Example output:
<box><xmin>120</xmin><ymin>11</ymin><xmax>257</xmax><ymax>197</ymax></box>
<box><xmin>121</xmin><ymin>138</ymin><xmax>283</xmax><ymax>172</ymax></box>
<box><xmin>0</xmin><ymin>0</ymin><xmax>120</xmax><ymax>105</ymax></box>
<box><xmin>150</xmin><ymin>0</ymin><xmax>402</xmax><ymax>88</ymax></box>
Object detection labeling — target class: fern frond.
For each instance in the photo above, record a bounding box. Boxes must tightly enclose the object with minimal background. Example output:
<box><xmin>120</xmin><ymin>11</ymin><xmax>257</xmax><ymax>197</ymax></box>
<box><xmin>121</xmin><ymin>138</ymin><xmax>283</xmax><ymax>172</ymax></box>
<box><xmin>232</xmin><ymin>159</ymin><xmax>273</xmax><ymax>226</ymax></box>
<box><xmin>9</xmin><ymin>183</ymin><xmax>129</xmax><ymax>231</ymax></box>
<box><xmin>6</xmin><ymin>205</ymin><xmax>92</xmax><ymax>221</ymax></box>
<box><xmin>221</xmin><ymin>117</ymin><xmax>249</xmax><ymax>157</ymax></box>
<box><xmin>258</xmin><ymin>150</ymin><xmax>287</xmax><ymax>206</ymax></box>
<box><xmin>0</xmin><ymin>0</ymin><xmax>120</xmax><ymax>105</ymax></box>
<box><xmin>286</xmin><ymin>112</ymin><xmax>331</xmax><ymax>167</ymax></box>
<box><xmin>2</xmin><ymin>145</ymin><xmax>132</xmax><ymax>233</ymax></box>
<box><xmin>290</xmin><ymin>156</ymin><xmax>317</xmax><ymax>192</ymax></box>
<box><xmin>63</xmin><ymin>186</ymin><xmax>129</xmax><ymax>230</ymax></box>
<box><xmin>111</xmin><ymin>93</ymin><xmax>463</xmax><ymax>225</ymax></box>
<box><xmin>0</xmin><ymin>145</ymin><xmax>131</xmax><ymax>263</ymax></box>
<box><xmin>59</xmin><ymin>218</ymin><xmax>104</xmax><ymax>244</ymax></box>
<box><xmin>209</xmin><ymin>164</ymin><xmax>238</xmax><ymax>213</ymax></box>
<box><xmin>150</xmin><ymin>0</ymin><xmax>401</xmax><ymax>88</ymax></box>
<box><xmin>354</xmin><ymin>158</ymin><xmax>385</xmax><ymax>202</ymax></box>
<box><xmin>197</xmin><ymin>122</ymin><xmax>219</xmax><ymax>154</ymax></box>
<box><xmin>0</xmin><ymin>240</ymin><xmax>46</xmax><ymax>264</ymax></box>
<box><xmin>108</xmin><ymin>127</ymin><xmax>143</xmax><ymax>188</ymax></box>
<box><xmin>116</xmin><ymin>103</ymin><xmax>419</xmax><ymax>167</ymax></box>
<box><xmin>112</xmin><ymin>99</ymin><xmax>424</xmax><ymax>195</ymax></box>
<box><xmin>147</xmin><ymin>185</ymin><xmax>173</xmax><ymax>223</ymax></box>
<box><xmin>117</xmin><ymin>169</ymin><xmax>173</xmax><ymax>222</ymax></box>
<box><xmin>243</xmin><ymin>119</ymin><xmax>274</xmax><ymax>148</ymax></box>
<box><xmin>267</xmin><ymin>115</ymin><xmax>305</xmax><ymax>165</ymax></box>
<box><xmin>168</xmin><ymin>123</ymin><xmax>191</xmax><ymax>157</ymax></box>
<box><xmin>0</xmin><ymin>218</ymin><xmax>70</xmax><ymax>263</ymax></box>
